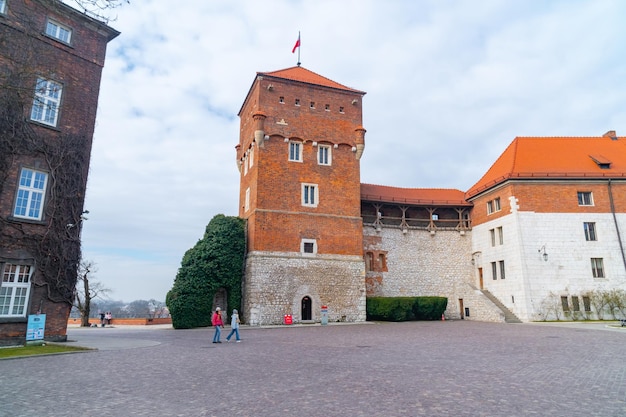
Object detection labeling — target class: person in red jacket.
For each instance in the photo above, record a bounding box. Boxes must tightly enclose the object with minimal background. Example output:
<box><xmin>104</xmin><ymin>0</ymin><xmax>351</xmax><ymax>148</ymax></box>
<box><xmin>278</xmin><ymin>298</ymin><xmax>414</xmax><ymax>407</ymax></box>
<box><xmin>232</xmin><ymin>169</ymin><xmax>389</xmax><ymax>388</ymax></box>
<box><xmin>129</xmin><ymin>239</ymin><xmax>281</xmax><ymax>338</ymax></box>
<box><xmin>211</xmin><ymin>307</ymin><xmax>224</xmax><ymax>343</ymax></box>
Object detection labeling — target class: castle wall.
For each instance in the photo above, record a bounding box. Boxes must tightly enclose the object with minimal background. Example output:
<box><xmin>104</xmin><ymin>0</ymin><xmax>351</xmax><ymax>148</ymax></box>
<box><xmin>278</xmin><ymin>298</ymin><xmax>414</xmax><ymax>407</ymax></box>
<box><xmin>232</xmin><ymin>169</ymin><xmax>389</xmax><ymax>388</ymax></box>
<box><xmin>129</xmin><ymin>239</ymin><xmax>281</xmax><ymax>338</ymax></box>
<box><xmin>243</xmin><ymin>251</ymin><xmax>366</xmax><ymax>326</ymax></box>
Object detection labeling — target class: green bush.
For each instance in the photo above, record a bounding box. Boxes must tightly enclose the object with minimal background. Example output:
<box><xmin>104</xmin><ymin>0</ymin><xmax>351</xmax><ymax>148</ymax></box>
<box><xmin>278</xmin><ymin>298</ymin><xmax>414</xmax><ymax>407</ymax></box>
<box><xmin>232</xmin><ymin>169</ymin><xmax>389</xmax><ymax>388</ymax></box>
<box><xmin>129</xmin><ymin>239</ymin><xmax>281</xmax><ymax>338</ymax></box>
<box><xmin>366</xmin><ymin>296</ymin><xmax>448</xmax><ymax>321</ymax></box>
<box><xmin>166</xmin><ymin>215</ymin><xmax>245</xmax><ymax>329</ymax></box>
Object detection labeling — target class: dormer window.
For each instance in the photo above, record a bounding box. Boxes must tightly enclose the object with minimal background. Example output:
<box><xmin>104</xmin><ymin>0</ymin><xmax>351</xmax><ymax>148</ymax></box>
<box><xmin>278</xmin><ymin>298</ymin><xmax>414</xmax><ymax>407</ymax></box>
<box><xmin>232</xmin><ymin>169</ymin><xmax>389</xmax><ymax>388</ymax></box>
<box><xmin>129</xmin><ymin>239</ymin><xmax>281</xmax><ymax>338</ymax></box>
<box><xmin>589</xmin><ymin>154</ymin><xmax>611</xmax><ymax>169</ymax></box>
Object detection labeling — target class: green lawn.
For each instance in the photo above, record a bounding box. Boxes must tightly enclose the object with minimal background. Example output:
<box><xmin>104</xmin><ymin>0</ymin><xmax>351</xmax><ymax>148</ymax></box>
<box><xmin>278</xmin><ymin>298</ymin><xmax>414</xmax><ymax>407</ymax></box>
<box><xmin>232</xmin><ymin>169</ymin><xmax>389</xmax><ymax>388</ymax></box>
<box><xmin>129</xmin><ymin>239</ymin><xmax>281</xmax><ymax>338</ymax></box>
<box><xmin>0</xmin><ymin>343</ymin><xmax>91</xmax><ymax>359</ymax></box>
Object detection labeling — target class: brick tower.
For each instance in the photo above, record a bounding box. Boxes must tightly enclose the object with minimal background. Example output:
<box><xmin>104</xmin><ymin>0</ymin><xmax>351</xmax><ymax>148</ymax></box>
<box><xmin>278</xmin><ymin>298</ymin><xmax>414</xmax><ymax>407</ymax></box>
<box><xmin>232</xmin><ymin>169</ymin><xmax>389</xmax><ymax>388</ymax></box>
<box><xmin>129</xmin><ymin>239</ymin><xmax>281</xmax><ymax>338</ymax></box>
<box><xmin>236</xmin><ymin>66</ymin><xmax>367</xmax><ymax>325</ymax></box>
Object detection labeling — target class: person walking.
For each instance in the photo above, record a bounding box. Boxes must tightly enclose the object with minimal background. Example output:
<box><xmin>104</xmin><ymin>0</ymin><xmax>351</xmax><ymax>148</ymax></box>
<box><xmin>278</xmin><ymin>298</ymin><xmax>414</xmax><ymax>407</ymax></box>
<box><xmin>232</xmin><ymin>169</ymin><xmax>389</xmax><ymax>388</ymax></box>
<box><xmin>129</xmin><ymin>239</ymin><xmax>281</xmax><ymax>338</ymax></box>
<box><xmin>212</xmin><ymin>307</ymin><xmax>224</xmax><ymax>343</ymax></box>
<box><xmin>226</xmin><ymin>309</ymin><xmax>241</xmax><ymax>342</ymax></box>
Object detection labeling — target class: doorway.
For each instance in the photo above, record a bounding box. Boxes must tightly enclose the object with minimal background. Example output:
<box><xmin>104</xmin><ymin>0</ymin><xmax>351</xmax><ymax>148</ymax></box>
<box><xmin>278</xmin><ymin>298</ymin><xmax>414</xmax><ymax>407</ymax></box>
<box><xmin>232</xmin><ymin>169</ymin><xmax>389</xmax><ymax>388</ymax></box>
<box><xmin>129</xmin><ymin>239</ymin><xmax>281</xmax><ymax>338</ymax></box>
<box><xmin>301</xmin><ymin>296</ymin><xmax>312</xmax><ymax>320</ymax></box>
<box><xmin>459</xmin><ymin>298</ymin><xmax>464</xmax><ymax>320</ymax></box>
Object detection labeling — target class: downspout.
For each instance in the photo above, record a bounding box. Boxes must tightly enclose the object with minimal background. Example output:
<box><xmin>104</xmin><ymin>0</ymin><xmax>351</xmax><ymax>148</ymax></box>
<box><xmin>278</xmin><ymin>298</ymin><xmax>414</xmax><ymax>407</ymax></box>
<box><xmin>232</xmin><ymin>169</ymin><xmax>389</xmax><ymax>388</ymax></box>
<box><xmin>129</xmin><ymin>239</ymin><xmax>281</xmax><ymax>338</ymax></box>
<box><xmin>608</xmin><ymin>179</ymin><xmax>626</xmax><ymax>272</ymax></box>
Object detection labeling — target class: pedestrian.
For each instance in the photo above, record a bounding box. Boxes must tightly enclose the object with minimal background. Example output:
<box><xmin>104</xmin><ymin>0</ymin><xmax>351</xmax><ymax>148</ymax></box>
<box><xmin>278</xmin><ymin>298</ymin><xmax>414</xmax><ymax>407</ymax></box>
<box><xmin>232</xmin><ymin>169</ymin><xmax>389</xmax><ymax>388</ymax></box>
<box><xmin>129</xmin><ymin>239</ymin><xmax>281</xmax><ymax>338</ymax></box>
<box><xmin>226</xmin><ymin>309</ymin><xmax>241</xmax><ymax>342</ymax></box>
<box><xmin>105</xmin><ymin>312</ymin><xmax>112</xmax><ymax>325</ymax></box>
<box><xmin>212</xmin><ymin>307</ymin><xmax>224</xmax><ymax>343</ymax></box>
<box><xmin>99</xmin><ymin>312</ymin><xmax>105</xmax><ymax>327</ymax></box>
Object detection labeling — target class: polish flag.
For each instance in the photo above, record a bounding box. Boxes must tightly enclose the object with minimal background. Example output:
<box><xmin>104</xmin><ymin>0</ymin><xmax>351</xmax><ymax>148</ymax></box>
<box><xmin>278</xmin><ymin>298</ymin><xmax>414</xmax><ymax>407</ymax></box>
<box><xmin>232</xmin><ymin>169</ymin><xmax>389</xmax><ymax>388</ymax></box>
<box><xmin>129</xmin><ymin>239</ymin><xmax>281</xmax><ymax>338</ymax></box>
<box><xmin>292</xmin><ymin>36</ymin><xmax>301</xmax><ymax>53</ymax></box>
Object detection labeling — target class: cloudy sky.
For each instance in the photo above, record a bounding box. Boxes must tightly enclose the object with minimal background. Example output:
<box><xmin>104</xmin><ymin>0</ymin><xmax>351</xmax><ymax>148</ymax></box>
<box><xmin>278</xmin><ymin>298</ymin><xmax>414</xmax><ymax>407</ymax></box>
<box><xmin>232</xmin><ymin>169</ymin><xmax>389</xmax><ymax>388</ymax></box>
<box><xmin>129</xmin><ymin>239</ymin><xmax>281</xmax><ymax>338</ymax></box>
<box><xmin>69</xmin><ymin>0</ymin><xmax>626</xmax><ymax>302</ymax></box>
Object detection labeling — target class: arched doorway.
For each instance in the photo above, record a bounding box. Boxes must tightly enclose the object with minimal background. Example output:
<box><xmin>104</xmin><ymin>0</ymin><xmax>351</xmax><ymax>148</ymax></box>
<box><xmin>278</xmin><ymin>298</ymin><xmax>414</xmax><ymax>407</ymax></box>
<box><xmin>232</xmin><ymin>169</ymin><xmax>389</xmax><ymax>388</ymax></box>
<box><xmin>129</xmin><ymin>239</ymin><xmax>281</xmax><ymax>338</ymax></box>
<box><xmin>301</xmin><ymin>296</ymin><xmax>312</xmax><ymax>321</ymax></box>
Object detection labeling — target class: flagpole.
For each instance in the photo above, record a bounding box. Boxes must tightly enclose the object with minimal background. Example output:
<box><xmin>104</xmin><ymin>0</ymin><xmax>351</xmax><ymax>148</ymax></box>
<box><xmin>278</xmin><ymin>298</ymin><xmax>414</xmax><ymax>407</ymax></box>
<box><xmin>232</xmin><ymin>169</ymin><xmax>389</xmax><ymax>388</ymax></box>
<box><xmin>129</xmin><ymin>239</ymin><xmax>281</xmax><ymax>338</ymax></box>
<box><xmin>297</xmin><ymin>31</ymin><xmax>301</xmax><ymax>66</ymax></box>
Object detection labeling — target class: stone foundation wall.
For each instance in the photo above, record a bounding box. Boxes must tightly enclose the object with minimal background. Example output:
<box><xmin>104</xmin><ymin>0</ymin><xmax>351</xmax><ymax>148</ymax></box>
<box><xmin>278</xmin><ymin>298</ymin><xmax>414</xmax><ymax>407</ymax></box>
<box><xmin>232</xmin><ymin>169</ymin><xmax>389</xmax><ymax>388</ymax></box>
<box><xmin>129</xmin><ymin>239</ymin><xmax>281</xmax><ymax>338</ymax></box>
<box><xmin>243</xmin><ymin>251</ymin><xmax>366</xmax><ymax>325</ymax></box>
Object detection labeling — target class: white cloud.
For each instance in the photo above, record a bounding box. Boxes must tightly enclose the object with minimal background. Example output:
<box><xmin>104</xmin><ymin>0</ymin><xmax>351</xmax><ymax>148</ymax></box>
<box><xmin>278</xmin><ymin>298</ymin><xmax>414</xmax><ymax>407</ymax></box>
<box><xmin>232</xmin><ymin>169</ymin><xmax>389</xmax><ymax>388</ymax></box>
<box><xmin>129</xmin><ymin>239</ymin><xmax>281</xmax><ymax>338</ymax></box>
<box><xmin>79</xmin><ymin>0</ymin><xmax>626</xmax><ymax>301</ymax></box>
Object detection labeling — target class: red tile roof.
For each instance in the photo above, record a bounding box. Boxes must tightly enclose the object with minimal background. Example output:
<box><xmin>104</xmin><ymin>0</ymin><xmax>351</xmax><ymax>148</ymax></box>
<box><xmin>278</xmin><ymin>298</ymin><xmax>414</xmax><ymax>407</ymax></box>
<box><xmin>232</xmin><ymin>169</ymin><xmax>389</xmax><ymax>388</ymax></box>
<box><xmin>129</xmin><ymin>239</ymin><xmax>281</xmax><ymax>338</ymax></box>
<box><xmin>258</xmin><ymin>66</ymin><xmax>365</xmax><ymax>94</ymax></box>
<box><xmin>361</xmin><ymin>183</ymin><xmax>470</xmax><ymax>206</ymax></box>
<box><xmin>466</xmin><ymin>136</ymin><xmax>626</xmax><ymax>198</ymax></box>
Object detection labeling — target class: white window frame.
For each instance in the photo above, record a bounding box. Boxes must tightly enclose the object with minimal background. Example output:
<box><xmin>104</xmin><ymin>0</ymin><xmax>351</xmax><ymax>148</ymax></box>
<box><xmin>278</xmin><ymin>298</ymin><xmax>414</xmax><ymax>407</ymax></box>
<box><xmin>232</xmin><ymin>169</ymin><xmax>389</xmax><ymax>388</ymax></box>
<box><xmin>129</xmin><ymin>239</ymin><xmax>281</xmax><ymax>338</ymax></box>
<box><xmin>14</xmin><ymin>168</ymin><xmax>48</xmax><ymax>220</ymax></box>
<box><xmin>584</xmin><ymin>222</ymin><xmax>597</xmax><ymax>241</ymax></box>
<box><xmin>243</xmin><ymin>155</ymin><xmax>248</xmax><ymax>175</ymax></box>
<box><xmin>318</xmin><ymin>145</ymin><xmax>331</xmax><ymax>166</ymax></box>
<box><xmin>31</xmin><ymin>78</ymin><xmax>63</xmax><ymax>127</ymax></box>
<box><xmin>577</xmin><ymin>191</ymin><xmax>593</xmax><ymax>206</ymax></box>
<box><xmin>249</xmin><ymin>146</ymin><xmax>254</xmax><ymax>168</ymax></box>
<box><xmin>0</xmin><ymin>264</ymin><xmax>33</xmax><ymax>318</ymax></box>
<box><xmin>0</xmin><ymin>0</ymin><xmax>7</xmax><ymax>14</ymax></box>
<box><xmin>244</xmin><ymin>187</ymin><xmax>250</xmax><ymax>212</ymax></box>
<box><xmin>289</xmin><ymin>141</ymin><xmax>302</xmax><ymax>162</ymax></box>
<box><xmin>591</xmin><ymin>258</ymin><xmax>605</xmax><ymax>278</ymax></box>
<box><xmin>45</xmin><ymin>19</ymin><xmax>72</xmax><ymax>44</ymax></box>
<box><xmin>302</xmin><ymin>183</ymin><xmax>318</xmax><ymax>207</ymax></box>
<box><xmin>301</xmin><ymin>239</ymin><xmax>317</xmax><ymax>256</ymax></box>
<box><xmin>487</xmin><ymin>198</ymin><xmax>501</xmax><ymax>214</ymax></box>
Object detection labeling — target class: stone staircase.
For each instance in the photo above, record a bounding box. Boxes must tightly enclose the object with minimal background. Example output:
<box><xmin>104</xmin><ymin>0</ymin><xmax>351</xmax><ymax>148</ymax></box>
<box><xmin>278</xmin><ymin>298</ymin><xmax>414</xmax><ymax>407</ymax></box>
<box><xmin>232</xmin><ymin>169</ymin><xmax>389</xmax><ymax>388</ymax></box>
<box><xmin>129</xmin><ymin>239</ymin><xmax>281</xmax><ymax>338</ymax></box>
<box><xmin>481</xmin><ymin>289</ymin><xmax>522</xmax><ymax>323</ymax></box>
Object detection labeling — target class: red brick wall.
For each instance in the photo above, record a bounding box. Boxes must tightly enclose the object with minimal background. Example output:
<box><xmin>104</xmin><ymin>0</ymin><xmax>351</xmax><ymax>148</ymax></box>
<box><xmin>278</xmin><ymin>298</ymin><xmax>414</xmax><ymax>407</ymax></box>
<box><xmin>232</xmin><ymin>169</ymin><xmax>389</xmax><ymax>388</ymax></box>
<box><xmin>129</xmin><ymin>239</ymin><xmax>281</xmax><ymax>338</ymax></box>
<box><xmin>471</xmin><ymin>180</ymin><xmax>626</xmax><ymax>226</ymax></box>
<box><xmin>238</xmin><ymin>74</ymin><xmax>365</xmax><ymax>256</ymax></box>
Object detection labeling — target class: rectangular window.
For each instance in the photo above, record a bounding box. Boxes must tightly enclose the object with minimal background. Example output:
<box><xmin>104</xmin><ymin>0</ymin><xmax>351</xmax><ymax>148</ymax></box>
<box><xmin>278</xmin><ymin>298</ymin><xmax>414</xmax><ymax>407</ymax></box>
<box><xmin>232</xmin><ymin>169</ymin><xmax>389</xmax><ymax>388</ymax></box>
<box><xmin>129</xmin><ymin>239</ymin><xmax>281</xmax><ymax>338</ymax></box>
<box><xmin>490</xmin><ymin>229</ymin><xmax>496</xmax><ymax>247</ymax></box>
<box><xmin>491</xmin><ymin>262</ymin><xmax>497</xmax><ymax>280</ymax></box>
<box><xmin>572</xmin><ymin>296</ymin><xmax>580</xmax><ymax>312</ymax></box>
<box><xmin>0</xmin><ymin>0</ymin><xmax>6</xmax><ymax>14</ymax></box>
<box><xmin>243</xmin><ymin>155</ymin><xmax>248</xmax><ymax>175</ymax></box>
<box><xmin>577</xmin><ymin>191</ymin><xmax>593</xmax><ymax>206</ymax></box>
<box><xmin>497</xmin><ymin>226</ymin><xmax>503</xmax><ymax>245</ymax></box>
<box><xmin>583</xmin><ymin>222</ymin><xmax>596</xmax><ymax>241</ymax></box>
<box><xmin>289</xmin><ymin>141</ymin><xmax>302</xmax><ymax>162</ymax></box>
<box><xmin>295</xmin><ymin>98</ymin><xmax>300</xmax><ymax>106</ymax></box>
<box><xmin>45</xmin><ymin>19</ymin><xmax>72</xmax><ymax>44</ymax></box>
<box><xmin>499</xmin><ymin>261</ymin><xmax>505</xmax><ymax>279</ymax></box>
<box><xmin>325</xmin><ymin>104</ymin><xmax>330</xmax><ymax>111</ymax></box>
<box><xmin>487</xmin><ymin>197</ymin><xmax>501</xmax><ymax>214</ymax></box>
<box><xmin>318</xmin><ymin>145</ymin><xmax>331</xmax><ymax>165</ymax></box>
<box><xmin>249</xmin><ymin>147</ymin><xmax>254</xmax><ymax>168</ymax></box>
<box><xmin>279</xmin><ymin>96</ymin><xmax>284</xmax><ymax>104</ymax></box>
<box><xmin>561</xmin><ymin>296</ymin><xmax>570</xmax><ymax>312</ymax></box>
<box><xmin>591</xmin><ymin>258</ymin><xmax>605</xmax><ymax>278</ymax></box>
<box><xmin>244</xmin><ymin>187</ymin><xmax>250</xmax><ymax>212</ymax></box>
<box><xmin>31</xmin><ymin>78</ymin><xmax>62</xmax><ymax>126</ymax></box>
<box><xmin>0</xmin><ymin>264</ymin><xmax>33</xmax><ymax>317</ymax></box>
<box><xmin>310</xmin><ymin>101</ymin><xmax>315</xmax><ymax>109</ymax></box>
<box><xmin>301</xmin><ymin>239</ymin><xmax>317</xmax><ymax>255</ymax></box>
<box><xmin>14</xmin><ymin>168</ymin><xmax>48</xmax><ymax>220</ymax></box>
<box><xmin>582</xmin><ymin>296</ymin><xmax>591</xmax><ymax>312</ymax></box>
<box><xmin>302</xmin><ymin>183</ymin><xmax>318</xmax><ymax>207</ymax></box>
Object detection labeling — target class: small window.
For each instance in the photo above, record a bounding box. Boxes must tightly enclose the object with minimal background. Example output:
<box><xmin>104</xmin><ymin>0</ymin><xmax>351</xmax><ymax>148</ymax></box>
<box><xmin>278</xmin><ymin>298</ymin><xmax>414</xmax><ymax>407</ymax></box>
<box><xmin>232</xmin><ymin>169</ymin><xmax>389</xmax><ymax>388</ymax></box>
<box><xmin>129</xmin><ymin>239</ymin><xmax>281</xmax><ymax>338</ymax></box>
<box><xmin>310</xmin><ymin>102</ymin><xmax>315</xmax><ymax>109</ymax></box>
<box><xmin>432</xmin><ymin>213</ymin><xmax>439</xmax><ymax>220</ymax></box>
<box><xmin>583</xmin><ymin>222</ymin><xmax>596</xmax><ymax>241</ymax></box>
<box><xmin>577</xmin><ymin>192</ymin><xmax>593</xmax><ymax>206</ymax></box>
<box><xmin>0</xmin><ymin>264</ymin><xmax>33</xmax><ymax>317</ymax></box>
<box><xmin>302</xmin><ymin>183</ymin><xmax>318</xmax><ymax>207</ymax></box>
<box><xmin>249</xmin><ymin>146</ymin><xmax>254</xmax><ymax>168</ymax></box>
<box><xmin>301</xmin><ymin>239</ymin><xmax>317</xmax><ymax>255</ymax></box>
<box><xmin>582</xmin><ymin>296</ymin><xmax>591</xmax><ymax>312</ymax></box>
<box><xmin>31</xmin><ymin>78</ymin><xmax>62</xmax><ymax>126</ymax></box>
<box><xmin>45</xmin><ymin>19</ymin><xmax>72</xmax><ymax>44</ymax></box>
<box><xmin>295</xmin><ymin>98</ymin><xmax>300</xmax><ymax>106</ymax></box>
<box><xmin>499</xmin><ymin>260</ymin><xmax>505</xmax><ymax>279</ymax></box>
<box><xmin>379</xmin><ymin>253</ymin><xmax>387</xmax><ymax>271</ymax></box>
<box><xmin>491</xmin><ymin>262</ymin><xmax>497</xmax><ymax>280</ymax></box>
<box><xmin>490</xmin><ymin>229</ymin><xmax>495</xmax><ymax>247</ymax></box>
<box><xmin>339</xmin><ymin>106</ymin><xmax>344</xmax><ymax>113</ymax></box>
<box><xmin>325</xmin><ymin>104</ymin><xmax>330</xmax><ymax>111</ymax></box>
<box><xmin>279</xmin><ymin>96</ymin><xmax>284</xmax><ymax>104</ymax></box>
<box><xmin>318</xmin><ymin>145</ymin><xmax>331</xmax><ymax>166</ymax></box>
<box><xmin>365</xmin><ymin>252</ymin><xmax>373</xmax><ymax>271</ymax></box>
<box><xmin>289</xmin><ymin>141</ymin><xmax>302</xmax><ymax>162</ymax></box>
<box><xmin>561</xmin><ymin>296</ymin><xmax>570</xmax><ymax>312</ymax></box>
<box><xmin>244</xmin><ymin>188</ymin><xmax>250</xmax><ymax>212</ymax></box>
<box><xmin>591</xmin><ymin>258</ymin><xmax>605</xmax><ymax>278</ymax></box>
<box><xmin>572</xmin><ymin>296</ymin><xmax>580</xmax><ymax>312</ymax></box>
<box><xmin>497</xmin><ymin>226</ymin><xmax>503</xmax><ymax>245</ymax></box>
<box><xmin>487</xmin><ymin>197</ymin><xmax>501</xmax><ymax>214</ymax></box>
<box><xmin>0</xmin><ymin>0</ymin><xmax>6</xmax><ymax>14</ymax></box>
<box><xmin>243</xmin><ymin>155</ymin><xmax>248</xmax><ymax>175</ymax></box>
<box><xmin>14</xmin><ymin>168</ymin><xmax>48</xmax><ymax>220</ymax></box>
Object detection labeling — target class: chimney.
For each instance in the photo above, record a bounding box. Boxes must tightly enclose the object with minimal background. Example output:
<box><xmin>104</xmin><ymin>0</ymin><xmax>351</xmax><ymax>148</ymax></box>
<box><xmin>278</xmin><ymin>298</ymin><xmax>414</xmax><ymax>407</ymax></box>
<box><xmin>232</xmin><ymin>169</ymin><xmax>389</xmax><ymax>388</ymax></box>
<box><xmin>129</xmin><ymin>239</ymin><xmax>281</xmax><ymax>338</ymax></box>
<box><xmin>602</xmin><ymin>130</ymin><xmax>618</xmax><ymax>140</ymax></box>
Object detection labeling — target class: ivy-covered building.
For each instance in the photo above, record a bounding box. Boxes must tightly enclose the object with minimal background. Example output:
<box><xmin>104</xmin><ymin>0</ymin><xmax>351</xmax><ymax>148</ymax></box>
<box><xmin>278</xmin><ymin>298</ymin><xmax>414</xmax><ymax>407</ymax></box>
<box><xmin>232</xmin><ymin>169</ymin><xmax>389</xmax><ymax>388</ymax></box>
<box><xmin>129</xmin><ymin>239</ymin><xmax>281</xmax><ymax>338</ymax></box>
<box><xmin>0</xmin><ymin>0</ymin><xmax>119</xmax><ymax>345</ymax></box>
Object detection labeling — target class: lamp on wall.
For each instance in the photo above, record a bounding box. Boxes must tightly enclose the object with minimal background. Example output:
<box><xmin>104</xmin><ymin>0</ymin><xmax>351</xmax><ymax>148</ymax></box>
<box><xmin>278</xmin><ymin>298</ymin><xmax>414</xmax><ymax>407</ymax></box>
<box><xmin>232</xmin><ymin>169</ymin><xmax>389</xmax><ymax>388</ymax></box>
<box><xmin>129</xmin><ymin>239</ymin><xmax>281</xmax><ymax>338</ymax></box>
<box><xmin>538</xmin><ymin>245</ymin><xmax>548</xmax><ymax>262</ymax></box>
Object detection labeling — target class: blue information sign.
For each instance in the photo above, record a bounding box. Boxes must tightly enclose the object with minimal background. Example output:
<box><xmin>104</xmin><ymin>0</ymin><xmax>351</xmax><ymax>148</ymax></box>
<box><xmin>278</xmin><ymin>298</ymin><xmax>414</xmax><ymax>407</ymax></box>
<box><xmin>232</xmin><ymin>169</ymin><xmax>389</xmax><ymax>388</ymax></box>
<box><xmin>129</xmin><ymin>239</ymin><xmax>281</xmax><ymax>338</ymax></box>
<box><xmin>26</xmin><ymin>314</ymin><xmax>46</xmax><ymax>341</ymax></box>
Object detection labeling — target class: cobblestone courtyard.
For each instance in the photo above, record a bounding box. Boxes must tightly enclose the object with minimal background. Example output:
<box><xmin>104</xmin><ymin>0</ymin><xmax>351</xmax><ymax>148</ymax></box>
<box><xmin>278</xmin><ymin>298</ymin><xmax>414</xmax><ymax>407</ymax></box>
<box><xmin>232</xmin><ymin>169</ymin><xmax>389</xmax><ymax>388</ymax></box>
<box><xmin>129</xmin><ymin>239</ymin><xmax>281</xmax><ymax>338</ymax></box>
<box><xmin>1</xmin><ymin>321</ymin><xmax>625</xmax><ymax>416</ymax></box>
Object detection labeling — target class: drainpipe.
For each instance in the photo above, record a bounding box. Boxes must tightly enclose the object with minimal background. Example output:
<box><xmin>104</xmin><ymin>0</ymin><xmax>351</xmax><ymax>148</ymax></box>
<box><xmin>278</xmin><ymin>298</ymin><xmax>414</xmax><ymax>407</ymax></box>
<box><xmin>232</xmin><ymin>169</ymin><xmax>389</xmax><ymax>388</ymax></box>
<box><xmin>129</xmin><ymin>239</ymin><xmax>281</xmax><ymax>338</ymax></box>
<box><xmin>608</xmin><ymin>179</ymin><xmax>626</xmax><ymax>272</ymax></box>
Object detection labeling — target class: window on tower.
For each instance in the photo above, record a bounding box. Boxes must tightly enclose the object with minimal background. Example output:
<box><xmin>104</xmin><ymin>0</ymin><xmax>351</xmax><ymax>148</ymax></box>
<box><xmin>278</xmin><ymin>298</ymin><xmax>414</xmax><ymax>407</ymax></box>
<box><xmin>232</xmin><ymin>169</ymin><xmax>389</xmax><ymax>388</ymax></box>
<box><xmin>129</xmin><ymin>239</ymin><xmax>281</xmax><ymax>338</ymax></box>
<box><xmin>318</xmin><ymin>145</ymin><xmax>331</xmax><ymax>166</ymax></box>
<box><xmin>289</xmin><ymin>141</ymin><xmax>302</xmax><ymax>162</ymax></box>
<box><xmin>302</xmin><ymin>183</ymin><xmax>318</xmax><ymax>207</ymax></box>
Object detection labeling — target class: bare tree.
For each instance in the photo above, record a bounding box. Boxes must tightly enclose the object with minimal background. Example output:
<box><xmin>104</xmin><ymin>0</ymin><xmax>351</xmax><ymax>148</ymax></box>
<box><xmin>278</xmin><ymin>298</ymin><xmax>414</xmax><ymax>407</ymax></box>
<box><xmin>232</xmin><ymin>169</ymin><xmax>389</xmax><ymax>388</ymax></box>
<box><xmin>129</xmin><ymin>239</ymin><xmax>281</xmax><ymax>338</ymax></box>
<box><xmin>74</xmin><ymin>260</ymin><xmax>111</xmax><ymax>326</ymax></box>
<box><xmin>589</xmin><ymin>290</ymin><xmax>609</xmax><ymax>320</ymax></box>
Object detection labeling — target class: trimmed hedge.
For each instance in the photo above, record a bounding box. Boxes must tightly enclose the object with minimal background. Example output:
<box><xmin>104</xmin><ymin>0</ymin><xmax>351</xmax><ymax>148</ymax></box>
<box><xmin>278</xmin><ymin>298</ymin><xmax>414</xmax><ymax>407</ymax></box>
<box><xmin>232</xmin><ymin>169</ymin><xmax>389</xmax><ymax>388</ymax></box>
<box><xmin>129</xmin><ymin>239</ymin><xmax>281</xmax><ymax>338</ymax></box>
<box><xmin>366</xmin><ymin>297</ymin><xmax>448</xmax><ymax>321</ymax></box>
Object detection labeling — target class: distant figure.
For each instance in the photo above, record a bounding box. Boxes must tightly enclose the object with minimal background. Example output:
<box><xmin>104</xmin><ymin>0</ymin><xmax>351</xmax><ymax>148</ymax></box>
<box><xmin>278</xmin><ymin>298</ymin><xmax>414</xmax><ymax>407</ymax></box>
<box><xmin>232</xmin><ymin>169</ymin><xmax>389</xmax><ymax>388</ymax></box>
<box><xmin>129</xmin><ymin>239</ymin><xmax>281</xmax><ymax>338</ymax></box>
<box><xmin>99</xmin><ymin>312</ymin><xmax>105</xmax><ymax>327</ymax></box>
<box><xmin>105</xmin><ymin>312</ymin><xmax>112</xmax><ymax>325</ymax></box>
<box><xmin>211</xmin><ymin>307</ymin><xmax>224</xmax><ymax>343</ymax></box>
<box><xmin>226</xmin><ymin>309</ymin><xmax>241</xmax><ymax>342</ymax></box>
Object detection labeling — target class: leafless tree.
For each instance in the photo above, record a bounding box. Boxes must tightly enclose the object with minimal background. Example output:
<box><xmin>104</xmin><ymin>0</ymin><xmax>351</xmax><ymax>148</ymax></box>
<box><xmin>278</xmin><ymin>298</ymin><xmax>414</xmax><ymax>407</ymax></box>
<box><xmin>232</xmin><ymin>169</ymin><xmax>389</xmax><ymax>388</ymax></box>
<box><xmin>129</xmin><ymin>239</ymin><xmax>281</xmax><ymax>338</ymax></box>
<box><xmin>73</xmin><ymin>260</ymin><xmax>111</xmax><ymax>326</ymax></box>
